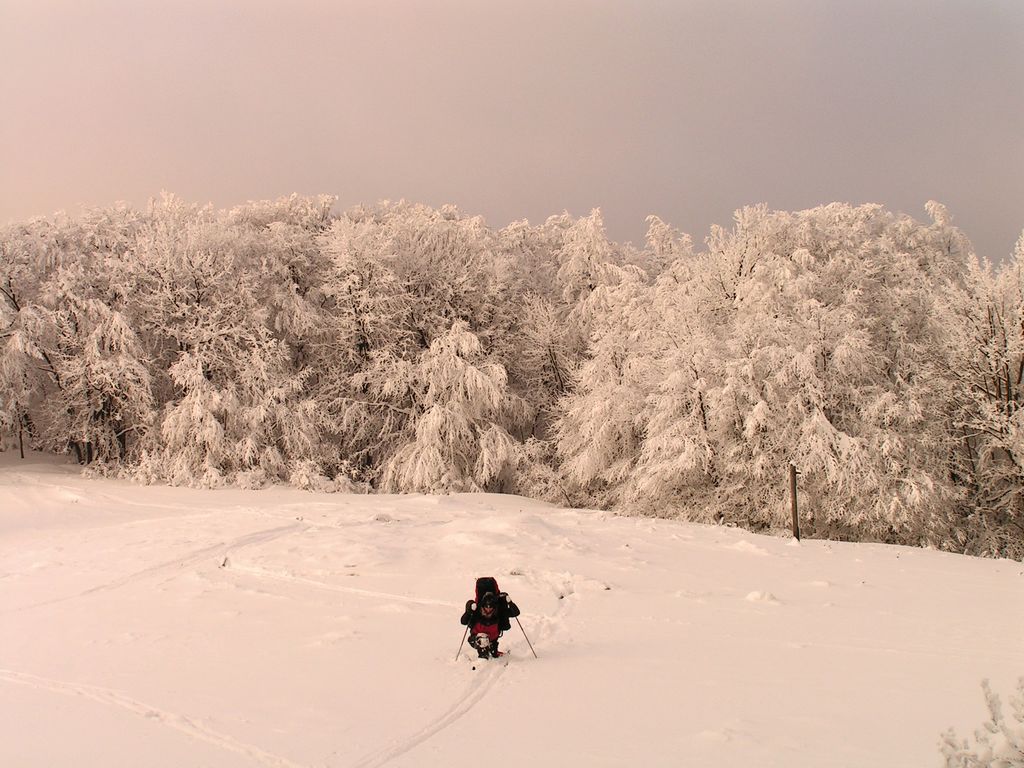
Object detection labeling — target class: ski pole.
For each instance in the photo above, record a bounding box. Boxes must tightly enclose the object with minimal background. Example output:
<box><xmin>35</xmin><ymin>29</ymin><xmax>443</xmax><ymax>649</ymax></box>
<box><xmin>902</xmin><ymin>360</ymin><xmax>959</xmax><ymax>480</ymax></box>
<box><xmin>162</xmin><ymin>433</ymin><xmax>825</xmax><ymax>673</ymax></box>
<box><xmin>454</xmin><ymin>624</ymin><xmax>470</xmax><ymax>661</ymax></box>
<box><xmin>516</xmin><ymin>617</ymin><xmax>538</xmax><ymax>659</ymax></box>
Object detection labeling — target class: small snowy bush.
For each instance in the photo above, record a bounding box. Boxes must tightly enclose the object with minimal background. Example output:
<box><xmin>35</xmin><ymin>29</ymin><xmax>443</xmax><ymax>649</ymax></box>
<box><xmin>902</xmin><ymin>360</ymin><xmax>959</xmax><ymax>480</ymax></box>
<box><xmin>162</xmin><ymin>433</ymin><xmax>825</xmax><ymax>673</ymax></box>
<box><xmin>288</xmin><ymin>459</ymin><xmax>335</xmax><ymax>493</ymax></box>
<box><xmin>941</xmin><ymin>679</ymin><xmax>1024</xmax><ymax>767</ymax></box>
<box><xmin>235</xmin><ymin>468</ymin><xmax>269</xmax><ymax>490</ymax></box>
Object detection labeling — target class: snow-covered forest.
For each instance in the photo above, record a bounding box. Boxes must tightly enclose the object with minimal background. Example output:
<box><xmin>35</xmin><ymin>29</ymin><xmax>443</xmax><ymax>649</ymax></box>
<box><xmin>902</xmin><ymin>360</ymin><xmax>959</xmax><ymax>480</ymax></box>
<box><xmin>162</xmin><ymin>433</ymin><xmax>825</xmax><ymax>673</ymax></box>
<box><xmin>2</xmin><ymin>194</ymin><xmax>1022</xmax><ymax>558</ymax></box>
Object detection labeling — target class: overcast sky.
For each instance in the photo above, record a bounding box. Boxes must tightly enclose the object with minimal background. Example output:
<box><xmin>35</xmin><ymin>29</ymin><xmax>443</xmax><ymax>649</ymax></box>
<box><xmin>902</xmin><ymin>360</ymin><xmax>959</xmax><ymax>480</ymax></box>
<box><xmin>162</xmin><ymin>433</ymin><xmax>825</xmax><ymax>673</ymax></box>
<box><xmin>2</xmin><ymin>0</ymin><xmax>1022</xmax><ymax>258</ymax></box>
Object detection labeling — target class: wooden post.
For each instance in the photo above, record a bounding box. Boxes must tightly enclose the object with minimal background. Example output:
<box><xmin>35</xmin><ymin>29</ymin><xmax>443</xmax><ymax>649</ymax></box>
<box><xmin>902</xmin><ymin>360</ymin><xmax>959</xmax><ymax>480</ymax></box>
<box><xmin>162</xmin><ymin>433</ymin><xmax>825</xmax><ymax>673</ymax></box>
<box><xmin>789</xmin><ymin>462</ymin><xmax>800</xmax><ymax>541</ymax></box>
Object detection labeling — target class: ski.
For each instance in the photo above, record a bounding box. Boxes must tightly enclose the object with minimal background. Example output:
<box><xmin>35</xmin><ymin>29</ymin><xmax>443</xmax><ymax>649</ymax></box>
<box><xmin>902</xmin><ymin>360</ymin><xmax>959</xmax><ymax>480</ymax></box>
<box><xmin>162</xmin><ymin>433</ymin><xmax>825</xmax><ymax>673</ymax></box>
<box><xmin>469</xmin><ymin>651</ymin><xmax>510</xmax><ymax>671</ymax></box>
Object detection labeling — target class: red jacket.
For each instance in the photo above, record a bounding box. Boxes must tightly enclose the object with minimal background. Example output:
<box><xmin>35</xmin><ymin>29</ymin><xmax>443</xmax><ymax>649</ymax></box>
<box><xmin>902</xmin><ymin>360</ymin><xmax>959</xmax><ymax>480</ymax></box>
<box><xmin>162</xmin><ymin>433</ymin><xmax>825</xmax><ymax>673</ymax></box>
<box><xmin>460</xmin><ymin>594</ymin><xmax>520</xmax><ymax>640</ymax></box>
<box><xmin>469</xmin><ymin>615</ymin><xmax>501</xmax><ymax>641</ymax></box>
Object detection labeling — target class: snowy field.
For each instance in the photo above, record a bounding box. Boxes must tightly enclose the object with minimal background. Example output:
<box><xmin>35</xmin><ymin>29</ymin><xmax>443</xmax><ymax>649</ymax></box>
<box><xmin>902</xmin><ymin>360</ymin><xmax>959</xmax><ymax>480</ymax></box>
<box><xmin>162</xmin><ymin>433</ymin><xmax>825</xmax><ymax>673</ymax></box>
<box><xmin>0</xmin><ymin>452</ymin><xmax>1020</xmax><ymax>768</ymax></box>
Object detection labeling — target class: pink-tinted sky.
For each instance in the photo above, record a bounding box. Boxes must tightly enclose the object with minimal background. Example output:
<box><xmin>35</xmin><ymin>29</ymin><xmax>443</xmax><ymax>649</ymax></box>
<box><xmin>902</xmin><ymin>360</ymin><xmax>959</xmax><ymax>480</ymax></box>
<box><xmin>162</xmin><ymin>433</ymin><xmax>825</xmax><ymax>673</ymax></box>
<box><xmin>2</xmin><ymin>0</ymin><xmax>1022</xmax><ymax>258</ymax></box>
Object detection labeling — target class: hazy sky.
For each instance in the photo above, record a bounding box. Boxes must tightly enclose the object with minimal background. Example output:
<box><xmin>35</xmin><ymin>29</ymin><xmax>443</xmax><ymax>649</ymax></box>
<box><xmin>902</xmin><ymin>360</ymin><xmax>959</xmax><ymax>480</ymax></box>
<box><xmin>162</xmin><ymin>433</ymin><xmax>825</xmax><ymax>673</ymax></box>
<box><xmin>3</xmin><ymin>0</ymin><xmax>1022</xmax><ymax>258</ymax></box>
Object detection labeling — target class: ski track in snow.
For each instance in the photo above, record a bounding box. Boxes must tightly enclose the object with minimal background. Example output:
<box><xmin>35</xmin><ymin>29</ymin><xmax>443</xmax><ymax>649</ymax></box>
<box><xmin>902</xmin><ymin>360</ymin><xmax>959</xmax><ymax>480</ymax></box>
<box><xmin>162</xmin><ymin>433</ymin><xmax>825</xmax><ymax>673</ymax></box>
<box><xmin>0</xmin><ymin>669</ymin><xmax>307</xmax><ymax>768</ymax></box>
<box><xmin>6</xmin><ymin>502</ymin><xmax>563</xmax><ymax>766</ymax></box>
<box><xmin>4</xmin><ymin>522</ymin><xmax>305</xmax><ymax>614</ymax></box>
<box><xmin>349</xmin><ymin>660</ymin><xmax>508</xmax><ymax>768</ymax></box>
<box><xmin>226</xmin><ymin>563</ymin><xmax>456</xmax><ymax>608</ymax></box>
<box><xmin>344</xmin><ymin>570</ymin><xmax>572</xmax><ymax>767</ymax></box>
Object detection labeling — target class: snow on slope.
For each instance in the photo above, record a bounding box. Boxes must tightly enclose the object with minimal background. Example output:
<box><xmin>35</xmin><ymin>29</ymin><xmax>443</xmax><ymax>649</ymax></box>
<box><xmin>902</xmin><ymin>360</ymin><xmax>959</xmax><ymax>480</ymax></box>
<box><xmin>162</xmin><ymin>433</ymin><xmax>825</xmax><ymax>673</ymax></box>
<box><xmin>0</xmin><ymin>452</ymin><xmax>1020</xmax><ymax>768</ymax></box>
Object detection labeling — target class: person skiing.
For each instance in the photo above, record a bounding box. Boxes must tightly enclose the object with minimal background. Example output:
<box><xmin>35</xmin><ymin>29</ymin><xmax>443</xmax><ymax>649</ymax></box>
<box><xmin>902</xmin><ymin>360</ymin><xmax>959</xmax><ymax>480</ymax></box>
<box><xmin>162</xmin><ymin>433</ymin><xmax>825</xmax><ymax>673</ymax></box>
<box><xmin>460</xmin><ymin>580</ymin><xmax>520</xmax><ymax>659</ymax></box>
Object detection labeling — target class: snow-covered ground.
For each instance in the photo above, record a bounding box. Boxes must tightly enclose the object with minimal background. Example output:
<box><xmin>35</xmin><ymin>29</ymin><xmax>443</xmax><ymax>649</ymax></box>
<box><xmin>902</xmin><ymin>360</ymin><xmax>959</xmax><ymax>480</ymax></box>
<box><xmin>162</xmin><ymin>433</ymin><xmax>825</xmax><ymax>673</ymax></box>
<box><xmin>0</xmin><ymin>452</ymin><xmax>1020</xmax><ymax>768</ymax></box>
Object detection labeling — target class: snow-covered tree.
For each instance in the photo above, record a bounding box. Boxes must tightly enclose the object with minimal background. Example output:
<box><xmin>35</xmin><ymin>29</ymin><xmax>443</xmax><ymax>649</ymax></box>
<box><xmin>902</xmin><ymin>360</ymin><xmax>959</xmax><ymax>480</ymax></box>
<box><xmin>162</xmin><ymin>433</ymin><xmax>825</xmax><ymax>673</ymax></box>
<box><xmin>0</xmin><ymin>221</ymin><xmax>54</xmax><ymax>452</ymax></box>
<box><xmin>225</xmin><ymin>194</ymin><xmax>336</xmax><ymax>360</ymax></box>
<box><xmin>0</xmin><ymin>208</ymin><xmax>152</xmax><ymax>463</ymax></box>
<box><xmin>624</xmin><ymin>259</ymin><xmax>721</xmax><ymax>514</ymax></box>
<box><xmin>312</xmin><ymin>213</ymin><xmax>420</xmax><ymax>476</ymax></box>
<box><xmin>382</xmin><ymin>321</ymin><xmax>527</xmax><ymax>493</ymax></box>
<box><xmin>639</xmin><ymin>214</ymin><xmax>693</xmax><ymax>279</ymax></box>
<box><xmin>560</xmin><ymin>203</ymin><xmax>968</xmax><ymax>544</ymax></box>
<box><xmin>554</xmin><ymin>270</ymin><xmax>657</xmax><ymax>507</ymax></box>
<box><xmin>496</xmin><ymin>215</ymin><xmax>583</xmax><ymax>433</ymax></box>
<box><xmin>340</xmin><ymin>201</ymin><xmax>503</xmax><ymax>349</ymax></box>
<box><xmin>44</xmin><ymin>287</ymin><xmax>153</xmax><ymax>464</ymax></box>
<box><xmin>130</xmin><ymin>195</ymin><xmax>328</xmax><ymax>485</ymax></box>
<box><xmin>513</xmin><ymin>293</ymin><xmax>578</xmax><ymax>433</ymax></box>
<box><xmin>936</xmin><ymin>231</ymin><xmax>1024</xmax><ymax>557</ymax></box>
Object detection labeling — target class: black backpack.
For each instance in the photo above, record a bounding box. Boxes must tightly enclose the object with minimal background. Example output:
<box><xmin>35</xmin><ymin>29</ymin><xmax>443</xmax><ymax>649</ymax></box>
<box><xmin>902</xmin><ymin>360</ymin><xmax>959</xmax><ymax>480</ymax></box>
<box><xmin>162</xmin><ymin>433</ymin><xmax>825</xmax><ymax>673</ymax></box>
<box><xmin>474</xmin><ymin>576</ymin><xmax>511</xmax><ymax>631</ymax></box>
<box><xmin>475</xmin><ymin>576</ymin><xmax>500</xmax><ymax>602</ymax></box>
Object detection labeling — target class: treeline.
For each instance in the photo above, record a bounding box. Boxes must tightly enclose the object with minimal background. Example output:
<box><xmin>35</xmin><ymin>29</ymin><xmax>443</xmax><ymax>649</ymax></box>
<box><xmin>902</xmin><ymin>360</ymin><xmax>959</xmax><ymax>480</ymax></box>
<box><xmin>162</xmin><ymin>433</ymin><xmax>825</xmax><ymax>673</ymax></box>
<box><xmin>1</xmin><ymin>194</ymin><xmax>1022</xmax><ymax>557</ymax></box>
